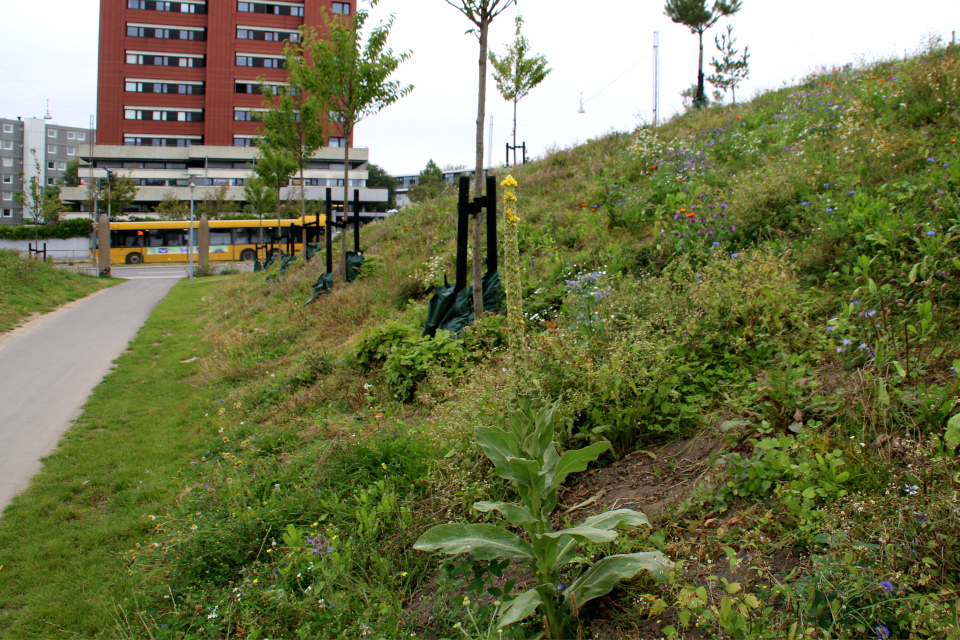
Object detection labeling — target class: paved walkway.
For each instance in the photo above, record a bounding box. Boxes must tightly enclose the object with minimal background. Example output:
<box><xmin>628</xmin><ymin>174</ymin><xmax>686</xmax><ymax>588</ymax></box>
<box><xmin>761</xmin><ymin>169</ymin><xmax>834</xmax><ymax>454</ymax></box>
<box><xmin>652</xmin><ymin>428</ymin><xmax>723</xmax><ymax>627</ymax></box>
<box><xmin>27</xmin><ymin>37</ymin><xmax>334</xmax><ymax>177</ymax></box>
<box><xmin>0</xmin><ymin>276</ymin><xmax>180</xmax><ymax>514</ymax></box>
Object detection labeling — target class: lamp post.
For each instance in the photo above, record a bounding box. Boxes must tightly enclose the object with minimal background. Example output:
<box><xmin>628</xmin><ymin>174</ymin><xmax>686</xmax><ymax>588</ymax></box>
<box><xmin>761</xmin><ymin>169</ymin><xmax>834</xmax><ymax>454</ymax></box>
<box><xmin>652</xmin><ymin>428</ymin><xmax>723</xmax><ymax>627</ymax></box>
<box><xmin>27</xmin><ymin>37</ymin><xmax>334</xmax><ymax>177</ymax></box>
<box><xmin>105</xmin><ymin>169</ymin><xmax>113</xmax><ymax>221</ymax></box>
<box><xmin>189</xmin><ymin>175</ymin><xmax>195</xmax><ymax>283</ymax></box>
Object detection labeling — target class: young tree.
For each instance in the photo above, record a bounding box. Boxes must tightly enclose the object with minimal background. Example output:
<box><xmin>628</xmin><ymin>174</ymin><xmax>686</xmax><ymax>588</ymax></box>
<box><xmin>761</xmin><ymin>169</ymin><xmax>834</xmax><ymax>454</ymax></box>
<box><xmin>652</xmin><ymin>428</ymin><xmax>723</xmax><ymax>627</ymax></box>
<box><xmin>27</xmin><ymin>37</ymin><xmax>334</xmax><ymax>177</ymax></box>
<box><xmin>85</xmin><ymin>172</ymin><xmax>138</xmax><ymax>220</ymax></box>
<box><xmin>250</xmin><ymin>140</ymin><xmax>299</xmax><ymax>240</ymax></box>
<box><xmin>664</xmin><ymin>0</ymin><xmax>742</xmax><ymax>109</ymax></box>
<box><xmin>14</xmin><ymin>153</ymin><xmax>45</xmax><ymax>249</ymax></box>
<box><xmin>707</xmin><ymin>24</ymin><xmax>750</xmax><ymax>105</ymax></box>
<box><xmin>446</xmin><ymin>0</ymin><xmax>515</xmax><ymax>315</ymax></box>
<box><xmin>365</xmin><ymin>163</ymin><xmax>396</xmax><ymax>211</ymax></box>
<box><xmin>155</xmin><ymin>191</ymin><xmax>189</xmax><ymax>220</ymax></box>
<box><xmin>61</xmin><ymin>158</ymin><xmax>82</xmax><ymax>187</ymax></box>
<box><xmin>301</xmin><ymin>1</ymin><xmax>412</xmax><ymax>277</ymax></box>
<box><xmin>489</xmin><ymin>14</ymin><xmax>551</xmax><ymax>166</ymax></box>
<box><xmin>198</xmin><ymin>184</ymin><xmax>232</xmax><ymax>220</ymax></box>
<box><xmin>255</xmin><ymin>81</ymin><xmax>325</xmax><ymax>230</ymax></box>
<box><xmin>40</xmin><ymin>185</ymin><xmax>63</xmax><ymax>224</ymax></box>
<box><xmin>243</xmin><ymin>173</ymin><xmax>279</xmax><ymax>244</ymax></box>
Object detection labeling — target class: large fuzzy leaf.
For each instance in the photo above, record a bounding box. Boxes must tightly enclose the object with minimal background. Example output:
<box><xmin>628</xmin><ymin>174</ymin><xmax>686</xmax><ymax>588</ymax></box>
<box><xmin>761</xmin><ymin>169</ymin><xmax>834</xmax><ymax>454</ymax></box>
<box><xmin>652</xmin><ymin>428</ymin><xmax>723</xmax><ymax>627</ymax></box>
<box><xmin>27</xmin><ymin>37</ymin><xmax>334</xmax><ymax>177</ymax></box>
<box><xmin>414</xmin><ymin>524</ymin><xmax>535</xmax><ymax>561</ymax></box>
<box><xmin>475</xmin><ymin>427</ymin><xmax>519</xmax><ymax>478</ymax></box>
<box><xmin>565</xmin><ymin>552</ymin><xmax>672</xmax><ymax>609</ymax></box>
<box><xmin>496</xmin><ymin>588</ymin><xmax>543</xmax><ymax>629</ymax></box>
<box><xmin>473</xmin><ymin>501</ymin><xmax>538</xmax><ymax>525</ymax></box>
<box><xmin>540</xmin><ymin>525</ymin><xmax>618</xmax><ymax>543</ymax></box>
<box><xmin>580</xmin><ymin>508</ymin><xmax>650</xmax><ymax>531</ymax></box>
<box><xmin>548</xmin><ymin>441</ymin><xmax>610</xmax><ymax>490</ymax></box>
<box><xmin>946</xmin><ymin>413</ymin><xmax>960</xmax><ymax>450</ymax></box>
<box><xmin>507</xmin><ymin>457</ymin><xmax>543</xmax><ymax>491</ymax></box>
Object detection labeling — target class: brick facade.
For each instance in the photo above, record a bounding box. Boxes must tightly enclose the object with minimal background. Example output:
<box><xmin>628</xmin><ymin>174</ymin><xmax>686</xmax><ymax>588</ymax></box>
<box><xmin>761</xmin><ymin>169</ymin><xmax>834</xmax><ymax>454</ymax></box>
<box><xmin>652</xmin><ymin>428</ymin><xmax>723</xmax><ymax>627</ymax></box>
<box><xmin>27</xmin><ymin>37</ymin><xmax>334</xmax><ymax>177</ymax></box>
<box><xmin>96</xmin><ymin>0</ymin><xmax>345</xmax><ymax>147</ymax></box>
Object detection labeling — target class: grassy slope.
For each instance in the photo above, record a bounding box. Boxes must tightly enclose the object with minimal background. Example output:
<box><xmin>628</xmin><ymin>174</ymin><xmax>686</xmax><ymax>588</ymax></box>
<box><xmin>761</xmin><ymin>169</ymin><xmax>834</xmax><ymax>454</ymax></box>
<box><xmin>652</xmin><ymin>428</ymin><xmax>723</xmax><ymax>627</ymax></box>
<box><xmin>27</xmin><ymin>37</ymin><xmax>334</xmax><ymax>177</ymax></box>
<box><xmin>0</xmin><ymin>249</ymin><xmax>113</xmax><ymax>333</ymax></box>
<box><xmin>1</xmin><ymin>44</ymin><xmax>960</xmax><ymax>639</ymax></box>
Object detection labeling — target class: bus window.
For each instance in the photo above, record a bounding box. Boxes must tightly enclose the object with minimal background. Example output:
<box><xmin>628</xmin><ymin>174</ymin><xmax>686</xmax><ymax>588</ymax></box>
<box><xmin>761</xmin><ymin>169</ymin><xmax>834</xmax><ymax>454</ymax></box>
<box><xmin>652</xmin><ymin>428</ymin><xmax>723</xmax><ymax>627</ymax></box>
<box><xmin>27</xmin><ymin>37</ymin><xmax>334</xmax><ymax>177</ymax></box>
<box><xmin>148</xmin><ymin>230</ymin><xmax>165</xmax><ymax>247</ymax></box>
<box><xmin>111</xmin><ymin>230</ymin><xmax>143</xmax><ymax>247</ymax></box>
<box><xmin>165</xmin><ymin>231</ymin><xmax>187</xmax><ymax>246</ymax></box>
<box><xmin>209</xmin><ymin>230</ymin><xmax>232</xmax><ymax>245</ymax></box>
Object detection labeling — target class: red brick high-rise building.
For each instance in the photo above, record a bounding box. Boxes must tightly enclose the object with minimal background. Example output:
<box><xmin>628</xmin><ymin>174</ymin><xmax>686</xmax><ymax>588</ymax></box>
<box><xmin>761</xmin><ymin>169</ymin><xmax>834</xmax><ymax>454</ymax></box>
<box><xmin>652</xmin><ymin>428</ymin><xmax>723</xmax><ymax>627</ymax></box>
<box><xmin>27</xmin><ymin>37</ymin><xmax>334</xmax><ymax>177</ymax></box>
<box><xmin>96</xmin><ymin>0</ymin><xmax>352</xmax><ymax>147</ymax></box>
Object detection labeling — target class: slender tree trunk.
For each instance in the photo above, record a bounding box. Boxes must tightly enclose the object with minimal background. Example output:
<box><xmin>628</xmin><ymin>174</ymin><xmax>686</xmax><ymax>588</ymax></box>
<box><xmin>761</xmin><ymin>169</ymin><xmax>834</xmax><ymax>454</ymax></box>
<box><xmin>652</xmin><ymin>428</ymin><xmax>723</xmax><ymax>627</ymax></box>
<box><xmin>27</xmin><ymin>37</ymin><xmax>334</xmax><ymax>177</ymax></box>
<box><xmin>512</xmin><ymin>98</ymin><xmax>518</xmax><ymax>166</ymax></box>
<box><xmin>300</xmin><ymin>160</ymin><xmax>307</xmax><ymax>257</ymax></box>
<box><xmin>696</xmin><ymin>29</ymin><xmax>705</xmax><ymax>108</ymax></box>
<box><xmin>472</xmin><ymin>18</ymin><xmax>489</xmax><ymax>316</ymax></box>
<box><xmin>341</xmin><ymin>127</ymin><xmax>351</xmax><ymax>280</ymax></box>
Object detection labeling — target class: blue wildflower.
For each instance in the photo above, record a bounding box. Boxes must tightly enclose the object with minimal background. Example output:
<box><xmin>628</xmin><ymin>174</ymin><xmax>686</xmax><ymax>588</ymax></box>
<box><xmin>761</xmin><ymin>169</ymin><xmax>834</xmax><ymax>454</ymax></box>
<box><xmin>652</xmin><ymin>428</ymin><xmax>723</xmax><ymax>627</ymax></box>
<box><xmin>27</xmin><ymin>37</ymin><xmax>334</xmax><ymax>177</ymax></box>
<box><xmin>879</xmin><ymin>580</ymin><xmax>895</xmax><ymax>594</ymax></box>
<box><xmin>731</xmin><ymin>253</ymin><xmax>739</xmax><ymax>258</ymax></box>
<box><xmin>927</xmin><ymin>230</ymin><xmax>936</xmax><ymax>236</ymax></box>
<box><xmin>712</xmin><ymin>242</ymin><xmax>720</xmax><ymax>246</ymax></box>
<box><xmin>876</xmin><ymin>625</ymin><xmax>890</xmax><ymax>639</ymax></box>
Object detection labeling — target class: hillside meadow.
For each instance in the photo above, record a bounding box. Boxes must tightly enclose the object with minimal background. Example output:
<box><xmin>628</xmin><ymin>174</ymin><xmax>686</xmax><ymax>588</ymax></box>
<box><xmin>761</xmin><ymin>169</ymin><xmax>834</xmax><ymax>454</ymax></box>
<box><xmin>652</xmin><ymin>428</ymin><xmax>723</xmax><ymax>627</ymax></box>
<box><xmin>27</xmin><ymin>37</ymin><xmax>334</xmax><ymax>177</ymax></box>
<box><xmin>2</xmin><ymin>42</ymin><xmax>960</xmax><ymax>639</ymax></box>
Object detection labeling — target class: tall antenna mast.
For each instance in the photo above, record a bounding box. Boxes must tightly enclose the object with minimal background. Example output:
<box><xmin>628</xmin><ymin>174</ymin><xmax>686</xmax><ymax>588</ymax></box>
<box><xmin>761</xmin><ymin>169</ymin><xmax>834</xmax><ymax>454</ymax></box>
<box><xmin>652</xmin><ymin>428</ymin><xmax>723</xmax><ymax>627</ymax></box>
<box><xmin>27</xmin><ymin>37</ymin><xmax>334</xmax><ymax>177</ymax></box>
<box><xmin>652</xmin><ymin>31</ymin><xmax>660</xmax><ymax>127</ymax></box>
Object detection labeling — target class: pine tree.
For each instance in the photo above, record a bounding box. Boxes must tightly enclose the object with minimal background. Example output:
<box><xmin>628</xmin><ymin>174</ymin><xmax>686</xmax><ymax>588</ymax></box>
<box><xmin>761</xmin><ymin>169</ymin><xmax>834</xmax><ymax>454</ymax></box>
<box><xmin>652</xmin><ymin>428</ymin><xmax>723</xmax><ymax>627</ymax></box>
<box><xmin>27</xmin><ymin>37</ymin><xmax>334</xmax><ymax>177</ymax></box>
<box><xmin>707</xmin><ymin>24</ymin><xmax>750</xmax><ymax>105</ymax></box>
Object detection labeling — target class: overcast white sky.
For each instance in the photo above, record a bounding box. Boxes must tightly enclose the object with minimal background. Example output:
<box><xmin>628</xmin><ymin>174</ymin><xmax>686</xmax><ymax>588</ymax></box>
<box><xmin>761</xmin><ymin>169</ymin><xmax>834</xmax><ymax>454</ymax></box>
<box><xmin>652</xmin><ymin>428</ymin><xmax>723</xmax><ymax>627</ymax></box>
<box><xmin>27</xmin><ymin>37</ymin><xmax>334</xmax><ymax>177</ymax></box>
<box><xmin>2</xmin><ymin>1</ymin><xmax>958</xmax><ymax>175</ymax></box>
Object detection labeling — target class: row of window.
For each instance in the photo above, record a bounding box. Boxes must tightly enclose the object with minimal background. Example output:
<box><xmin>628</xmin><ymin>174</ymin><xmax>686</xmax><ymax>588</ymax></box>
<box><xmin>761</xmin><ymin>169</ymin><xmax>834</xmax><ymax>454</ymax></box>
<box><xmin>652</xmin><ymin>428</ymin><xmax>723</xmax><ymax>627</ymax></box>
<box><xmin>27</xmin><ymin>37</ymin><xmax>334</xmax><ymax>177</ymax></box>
<box><xmin>237</xmin><ymin>55</ymin><xmax>284</xmax><ymax>68</ymax></box>
<box><xmin>128</xmin><ymin>0</ymin><xmax>206</xmax><ymax>13</ymax></box>
<box><xmin>126</xmin><ymin>52</ymin><xmax>204</xmax><ymax>67</ymax></box>
<box><xmin>47</xmin><ymin>129</ymin><xmax>86</xmax><ymax>140</ymax></box>
<box><xmin>2</xmin><ymin>124</ymin><xmax>18</xmax><ymax>134</ymax></box>
<box><xmin>238</xmin><ymin>2</ymin><xmax>303</xmax><ymax>16</ymax></box>
<box><xmin>123</xmin><ymin>136</ymin><xmax>201</xmax><ymax>146</ymax></box>
<box><xmin>235</xmin><ymin>81</ymin><xmax>289</xmax><ymax>95</ymax></box>
<box><xmin>233</xmin><ymin>136</ymin><xmax>346</xmax><ymax>147</ymax></box>
<box><xmin>47</xmin><ymin>146</ymin><xmax>80</xmax><ymax>155</ymax></box>
<box><xmin>47</xmin><ymin>161</ymin><xmax>69</xmax><ymax>171</ymax></box>
<box><xmin>127</xmin><ymin>25</ymin><xmax>206</xmax><ymax>40</ymax></box>
<box><xmin>236</xmin><ymin>27</ymin><xmax>298</xmax><ymax>41</ymax></box>
<box><xmin>124</xmin><ymin>108</ymin><xmax>204</xmax><ymax>122</ymax></box>
<box><xmin>126</xmin><ymin>81</ymin><xmax>204</xmax><ymax>95</ymax></box>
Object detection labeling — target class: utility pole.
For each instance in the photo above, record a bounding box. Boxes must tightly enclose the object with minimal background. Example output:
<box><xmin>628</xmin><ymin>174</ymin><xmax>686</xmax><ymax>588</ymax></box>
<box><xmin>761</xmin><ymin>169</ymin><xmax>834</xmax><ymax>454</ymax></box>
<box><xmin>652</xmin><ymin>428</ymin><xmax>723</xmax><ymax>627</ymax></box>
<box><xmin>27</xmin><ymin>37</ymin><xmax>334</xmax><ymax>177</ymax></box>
<box><xmin>653</xmin><ymin>31</ymin><xmax>660</xmax><ymax>127</ymax></box>
<box><xmin>189</xmin><ymin>175</ymin><xmax>195</xmax><ymax>283</ymax></box>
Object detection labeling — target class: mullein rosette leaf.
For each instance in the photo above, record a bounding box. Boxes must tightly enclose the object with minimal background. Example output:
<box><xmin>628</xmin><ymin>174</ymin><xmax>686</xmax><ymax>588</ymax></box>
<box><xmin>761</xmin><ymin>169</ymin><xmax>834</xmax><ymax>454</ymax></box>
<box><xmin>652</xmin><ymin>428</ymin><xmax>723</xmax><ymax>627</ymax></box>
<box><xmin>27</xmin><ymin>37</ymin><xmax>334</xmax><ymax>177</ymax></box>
<box><xmin>414</xmin><ymin>398</ymin><xmax>672</xmax><ymax>636</ymax></box>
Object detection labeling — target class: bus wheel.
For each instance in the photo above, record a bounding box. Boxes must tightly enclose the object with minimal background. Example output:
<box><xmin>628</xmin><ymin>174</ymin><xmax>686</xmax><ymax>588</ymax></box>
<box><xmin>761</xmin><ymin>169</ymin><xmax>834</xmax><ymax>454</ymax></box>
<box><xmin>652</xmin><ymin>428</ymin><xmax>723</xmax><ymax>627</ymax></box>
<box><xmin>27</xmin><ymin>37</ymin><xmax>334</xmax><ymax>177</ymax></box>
<box><xmin>240</xmin><ymin>249</ymin><xmax>256</xmax><ymax>261</ymax></box>
<box><xmin>126</xmin><ymin>252</ymin><xmax>143</xmax><ymax>264</ymax></box>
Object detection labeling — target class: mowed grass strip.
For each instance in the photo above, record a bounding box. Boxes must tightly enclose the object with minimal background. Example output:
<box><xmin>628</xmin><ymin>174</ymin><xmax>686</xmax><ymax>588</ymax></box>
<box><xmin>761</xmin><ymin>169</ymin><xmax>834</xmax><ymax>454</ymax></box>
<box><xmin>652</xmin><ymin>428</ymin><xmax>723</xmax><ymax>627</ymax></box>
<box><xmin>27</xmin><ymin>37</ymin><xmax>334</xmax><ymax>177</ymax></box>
<box><xmin>0</xmin><ymin>277</ymin><xmax>229</xmax><ymax>639</ymax></box>
<box><xmin>0</xmin><ymin>249</ymin><xmax>115</xmax><ymax>333</ymax></box>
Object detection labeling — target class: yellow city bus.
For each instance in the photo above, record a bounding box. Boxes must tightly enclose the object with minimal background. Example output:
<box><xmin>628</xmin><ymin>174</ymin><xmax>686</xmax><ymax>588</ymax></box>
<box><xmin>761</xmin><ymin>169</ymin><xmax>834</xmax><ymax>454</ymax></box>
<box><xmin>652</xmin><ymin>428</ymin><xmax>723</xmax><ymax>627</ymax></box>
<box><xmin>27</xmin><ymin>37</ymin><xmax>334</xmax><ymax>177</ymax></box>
<box><xmin>101</xmin><ymin>216</ymin><xmax>325</xmax><ymax>264</ymax></box>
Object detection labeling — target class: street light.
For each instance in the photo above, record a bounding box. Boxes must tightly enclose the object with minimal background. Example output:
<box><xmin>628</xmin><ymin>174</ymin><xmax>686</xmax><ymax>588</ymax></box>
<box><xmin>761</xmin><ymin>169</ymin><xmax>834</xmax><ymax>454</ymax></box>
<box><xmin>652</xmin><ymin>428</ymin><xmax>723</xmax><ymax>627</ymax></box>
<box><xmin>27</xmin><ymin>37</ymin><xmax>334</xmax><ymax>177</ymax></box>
<box><xmin>189</xmin><ymin>175</ymin><xmax>195</xmax><ymax>283</ymax></box>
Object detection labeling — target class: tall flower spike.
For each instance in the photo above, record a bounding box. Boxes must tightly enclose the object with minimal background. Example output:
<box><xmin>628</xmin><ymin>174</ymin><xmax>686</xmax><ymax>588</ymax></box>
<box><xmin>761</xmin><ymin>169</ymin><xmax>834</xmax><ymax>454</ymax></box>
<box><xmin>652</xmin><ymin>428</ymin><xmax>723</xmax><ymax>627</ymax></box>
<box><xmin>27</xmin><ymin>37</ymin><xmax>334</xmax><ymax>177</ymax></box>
<box><xmin>500</xmin><ymin>175</ymin><xmax>527</xmax><ymax>395</ymax></box>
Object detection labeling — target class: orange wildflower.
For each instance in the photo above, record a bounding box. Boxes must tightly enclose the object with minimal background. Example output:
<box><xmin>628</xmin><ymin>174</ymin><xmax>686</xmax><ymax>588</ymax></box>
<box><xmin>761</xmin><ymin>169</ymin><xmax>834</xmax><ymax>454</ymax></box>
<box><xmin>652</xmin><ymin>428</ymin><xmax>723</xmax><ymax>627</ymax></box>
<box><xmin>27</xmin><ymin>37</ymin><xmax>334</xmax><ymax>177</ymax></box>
<box><xmin>686</xmin><ymin>211</ymin><xmax>696</xmax><ymax>218</ymax></box>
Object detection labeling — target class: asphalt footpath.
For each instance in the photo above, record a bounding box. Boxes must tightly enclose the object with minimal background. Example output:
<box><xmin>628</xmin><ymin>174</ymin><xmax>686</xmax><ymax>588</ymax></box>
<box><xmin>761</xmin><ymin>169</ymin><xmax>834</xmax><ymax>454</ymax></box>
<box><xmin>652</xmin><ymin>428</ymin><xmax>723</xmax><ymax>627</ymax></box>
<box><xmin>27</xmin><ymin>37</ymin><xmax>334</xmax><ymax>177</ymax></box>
<box><xmin>0</xmin><ymin>275</ymin><xmax>181</xmax><ymax>514</ymax></box>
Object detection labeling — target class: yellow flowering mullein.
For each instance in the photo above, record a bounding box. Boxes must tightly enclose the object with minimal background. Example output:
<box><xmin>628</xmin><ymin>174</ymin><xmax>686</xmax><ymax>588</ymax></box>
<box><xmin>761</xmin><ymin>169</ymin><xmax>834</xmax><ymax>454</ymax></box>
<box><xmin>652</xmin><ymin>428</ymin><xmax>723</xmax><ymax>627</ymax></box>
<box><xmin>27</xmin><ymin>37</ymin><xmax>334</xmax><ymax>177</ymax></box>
<box><xmin>500</xmin><ymin>175</ymin><xmax>527</xmax><ymax>387</ymax></box>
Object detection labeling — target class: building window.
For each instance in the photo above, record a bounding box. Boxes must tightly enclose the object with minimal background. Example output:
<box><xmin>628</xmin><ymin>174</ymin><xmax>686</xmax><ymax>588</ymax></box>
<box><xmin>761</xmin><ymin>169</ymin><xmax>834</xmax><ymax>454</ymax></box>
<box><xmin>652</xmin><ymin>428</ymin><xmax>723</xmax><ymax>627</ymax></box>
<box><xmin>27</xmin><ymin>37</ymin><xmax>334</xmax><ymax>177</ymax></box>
<box><xmin>124</xmin><ymin>108</ymin><xmax>204</xmax><ymax>122</ymax></box>
<box><xmin>127</xmin><ymin>25</ymin><xmax>206</xmax><ymax>40</ymax></box>
<box><xmin>328</xmin><ymin>137</ymin><xmax>345</xmax><ymax>147</ymax></box>
<box><xmin>59</xmin><ymin>162</ymin><xmax>67</xmax><ymax>170</ymax></box>
<box><xmin>1</xmin><ymin>158</ymin><xmax>12</xmax><ymax>167</ymax></box>
<box><xmin>1</xmin><ymin>176</ymin><xmax>11</xmax><ymax>184</ymax></box>
<box><xmin>124</xmin><ymin>136</ymin><xmax>201</xmax><ymax>146</ymax></box>
<box><xmin>234</xmin><ymin>137</ymin><xmax>256</xmax><ymax>147</ymax></box>
<box><xmin>1</xmin><ymin>140</ymin><xmax>12</xmax><ymax>150</ymax></box>
<box><xmin>1</xmin><ymin>209</ymin><xmax>10</xmax><ymax>218</ymax></box>
<box><xmin>47</xmin><ymin>161</ymin><xmax>56</xmax><ymax>169</ymax></box>
<box><xmin>332</xmin><ymin>2</ymin><xmax>349</xmax><ymax>14</ymax></box>
<box><xmin>48</xmin><ymin>129</ymin><xmax>57</xmax><ymax>138</ymax></box>
<box><xmin>47</xmin><ymin>145</ymin><xmax>58</xmax><ymax>154</ymax></box>
<box><xmin>67</xmin><ymin>131</ymin><xmax>76</xmax><ymax>140</ymax></box>
<box><xmin>2</xmin><ymin>124</ymin><xmax>12</xmax><ymax>133</ymax></box>
<box><xmin>1</xmin><ymin>192</ymin><xmax>12</xmax><ymax>201</ymax></box>
<box><xmin>125</xmin><ymin>80</ymin><xmax>205</xmax><ymax>95</ymax></box>
<box><xmin>67</xmin><ymin>147</ymin><xmax>78</xmax><ymax>156</ymax></box>
<box><xmin>77</xmin><ymin>132</ymin><xmax>85</xmax><ymax>141</ymax></box>
<box><xmin>234</xmin><ymin>109</ymin><xmax>257</xmax><ymax>121</ymax></box>
<box><xmin>47</xmin><ymin>178</ymin><xmax>55</xmax><ymax>185</ymax></box>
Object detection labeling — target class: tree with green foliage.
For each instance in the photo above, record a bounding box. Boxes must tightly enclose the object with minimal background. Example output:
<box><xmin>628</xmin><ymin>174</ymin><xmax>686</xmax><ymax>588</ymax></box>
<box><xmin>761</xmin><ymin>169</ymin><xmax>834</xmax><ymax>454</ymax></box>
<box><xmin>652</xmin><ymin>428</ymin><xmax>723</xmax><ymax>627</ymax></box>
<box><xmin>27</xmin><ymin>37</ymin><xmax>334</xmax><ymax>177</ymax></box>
<box><xmin>61</xmin><ymin>158</ymin><xmax>82</xmax><ymax>187</ymax></box>
<box><xmin>154</xmin><ymin>191</ymin><xmax>190</xmax><ymax>221</ymax></box>
<box><xmin>365</xmin><ymin>163</ymin><xmax>396</xmax><ymax>211</ymax></box>
<box><xmin>409</xmin><ymin>159</ymin><xmax>447</xmax><ymax>203</ymax></box>
<box><xmin>446</xmin><ymin>0</ymin><xmax>515</xmax><ymax>316</ymax></box>
<box><xmin>490</xmin><ymin>15</ymin><xmax>551</xmax><ymax>166</ymax></box>
<box><xmin>197</xmin><ymin>184</ymin><xmax>232</xmax><ymax>220</ymax></box>
<box><xmin>14</xmin><ymin>153</ymin><xmax>46</xmax><ymax>249</ymax></box>
<box><xmin>300</xmin><ymin>1</ymin><xmax>412</xmax><ymax>277</ymax></box>
<box><xmin>255</xmin><ymin>79</ymin><xmax>325</xmax><ymax>229</ymax></box>
<box><xmin>664</xmin><ymin>0</ymin><xmax>742</xmax><ymax>110</ymax></box>
<box><xmin>707</xmin><ymin>24</ymin><xmax>750</xmax><ymax>105</ymax></box>
<box><xmin>249</xmin><ymin>140</ymin><xmax>299</xmax><ymax>238</ymax></box>
<box><xmin>85</xmin><ymin>172</ymin><xmax>138</xmax><ymax>220</ymax></box>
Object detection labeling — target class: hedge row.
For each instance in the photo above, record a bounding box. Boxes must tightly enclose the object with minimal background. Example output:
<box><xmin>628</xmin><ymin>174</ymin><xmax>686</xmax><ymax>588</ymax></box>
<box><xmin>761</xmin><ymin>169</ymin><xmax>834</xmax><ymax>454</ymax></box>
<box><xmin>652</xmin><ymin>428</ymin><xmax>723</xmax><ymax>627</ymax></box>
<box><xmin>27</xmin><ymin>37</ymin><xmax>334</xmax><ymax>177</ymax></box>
<box><xmin>0</xmin><ymin>219</ymin><xmax>92</xmax><ymax>240</ymax></box>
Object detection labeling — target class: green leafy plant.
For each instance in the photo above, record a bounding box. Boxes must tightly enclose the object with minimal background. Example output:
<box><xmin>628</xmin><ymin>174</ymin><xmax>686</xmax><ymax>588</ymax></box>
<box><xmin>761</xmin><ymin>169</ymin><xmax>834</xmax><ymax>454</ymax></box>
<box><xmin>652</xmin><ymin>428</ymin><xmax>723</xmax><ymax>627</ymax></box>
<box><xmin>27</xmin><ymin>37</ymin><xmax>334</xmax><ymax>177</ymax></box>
<box><xmin>414</xmin><ymin>399</ymin><xmax>671</xmax><ymax>638</ymax></box>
